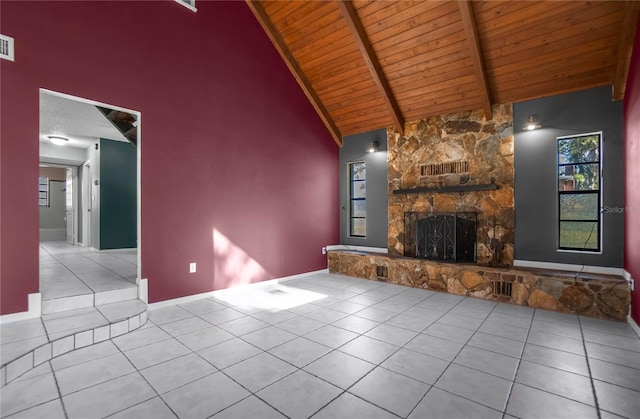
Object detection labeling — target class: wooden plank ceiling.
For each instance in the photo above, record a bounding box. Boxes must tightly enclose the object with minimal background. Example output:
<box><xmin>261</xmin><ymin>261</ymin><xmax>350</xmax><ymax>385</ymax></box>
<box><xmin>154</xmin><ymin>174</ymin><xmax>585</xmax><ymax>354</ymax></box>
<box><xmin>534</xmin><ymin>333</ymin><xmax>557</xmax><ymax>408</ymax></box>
<box><xmin>247</xmin><ymin>1</ymin><xmax>640</xmax><ymax>146</ymax></box>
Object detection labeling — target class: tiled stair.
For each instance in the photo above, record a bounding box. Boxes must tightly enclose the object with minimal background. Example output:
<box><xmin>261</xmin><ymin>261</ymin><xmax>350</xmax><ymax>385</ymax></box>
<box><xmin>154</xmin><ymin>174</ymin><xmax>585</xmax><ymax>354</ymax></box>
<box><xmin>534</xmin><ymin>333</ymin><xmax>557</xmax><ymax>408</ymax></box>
<box><xmin>0</xmin><ymin>299</ymin><xmax>147</xmax><ymax>387</ymax></box>
<box><xmin>42</xmin><ymin>284</ymin><xmax>138</xmax><ymax>315</ymax></box>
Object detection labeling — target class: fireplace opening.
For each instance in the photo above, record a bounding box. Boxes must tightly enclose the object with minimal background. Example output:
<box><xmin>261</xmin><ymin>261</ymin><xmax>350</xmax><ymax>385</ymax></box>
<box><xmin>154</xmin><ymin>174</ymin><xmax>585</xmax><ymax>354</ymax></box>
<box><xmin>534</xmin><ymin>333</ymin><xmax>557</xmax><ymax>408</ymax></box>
<box><xmin>404</xmin><ymin>212</ymin><xmax>477</xmax><ymax>262</ymax></box>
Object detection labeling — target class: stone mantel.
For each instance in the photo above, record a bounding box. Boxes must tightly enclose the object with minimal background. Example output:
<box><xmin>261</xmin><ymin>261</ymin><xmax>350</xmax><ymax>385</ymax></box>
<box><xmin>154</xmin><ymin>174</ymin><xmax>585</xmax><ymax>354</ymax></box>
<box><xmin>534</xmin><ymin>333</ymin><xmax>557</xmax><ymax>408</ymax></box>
<box><xmin>328</xmin><ymin>250</ymin><xmax>630</xmax><ymax>322</ymax></box>
<box><xmin>392</xmin><ymin>183</ymin><xmax>498</xmax><ymax>195</ymax></box>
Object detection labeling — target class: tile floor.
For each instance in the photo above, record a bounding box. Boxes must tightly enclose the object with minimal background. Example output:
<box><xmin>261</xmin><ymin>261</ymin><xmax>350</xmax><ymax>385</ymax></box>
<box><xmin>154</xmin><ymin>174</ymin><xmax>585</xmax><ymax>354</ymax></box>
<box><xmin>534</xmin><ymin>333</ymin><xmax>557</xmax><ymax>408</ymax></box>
<box><xmin>1</xmin><ymin>273</ymin><xmax>639</xmax><ymax>419</ymax></box>
<box><xmin>40</xmin><ymin>241</ymin><xmax>137</xmax><ymax>301</ymax></box>
<box><xmin>1</xmin><ymin>243</ymin><xmax>142</xmax><ymax>373</ymax></box>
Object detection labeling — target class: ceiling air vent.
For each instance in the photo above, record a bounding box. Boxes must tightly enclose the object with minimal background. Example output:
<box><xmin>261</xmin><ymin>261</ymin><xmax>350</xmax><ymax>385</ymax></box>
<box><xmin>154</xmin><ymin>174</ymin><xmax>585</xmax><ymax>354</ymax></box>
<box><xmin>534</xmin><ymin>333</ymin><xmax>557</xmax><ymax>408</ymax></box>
<box><xmin>0</xmin><ymin>34</ymin><xmax>15</xmax><ymax>62</ymax></box>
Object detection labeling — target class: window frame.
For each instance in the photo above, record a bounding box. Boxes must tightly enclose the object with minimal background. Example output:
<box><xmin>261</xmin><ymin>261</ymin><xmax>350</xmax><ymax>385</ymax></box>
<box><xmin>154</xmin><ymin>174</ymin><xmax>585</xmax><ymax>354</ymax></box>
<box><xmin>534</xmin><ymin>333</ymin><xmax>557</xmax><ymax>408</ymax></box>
<box><xmin>348</xmin><ymin>161</ymin><xmax>366</xmax><ymax>238</ymax></box>
<box><xmin>556</xmin><ymin>131</ymin><xmax>602</xmax><ymax>253</ymax></box>
<box><xmin>39</xmin><ymin>177</ymin><xmax>49</xmax><ymax>207</ymax></box>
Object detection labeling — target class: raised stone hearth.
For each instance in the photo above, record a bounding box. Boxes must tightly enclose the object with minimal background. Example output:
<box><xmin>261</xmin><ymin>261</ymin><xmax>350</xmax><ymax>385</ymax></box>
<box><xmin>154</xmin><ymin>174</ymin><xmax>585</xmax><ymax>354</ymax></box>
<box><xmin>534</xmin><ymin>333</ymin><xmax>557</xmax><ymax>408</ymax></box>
<box><xmin>328</xmin><ymin>250</ymin><xmax>630</xmax><ymax>321</ymax></box>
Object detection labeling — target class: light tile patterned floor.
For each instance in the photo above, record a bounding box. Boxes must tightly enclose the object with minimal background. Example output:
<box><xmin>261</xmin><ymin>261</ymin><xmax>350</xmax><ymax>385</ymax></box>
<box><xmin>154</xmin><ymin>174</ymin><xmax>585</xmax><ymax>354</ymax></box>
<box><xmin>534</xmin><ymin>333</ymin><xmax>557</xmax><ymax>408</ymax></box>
<box><xmin>39</xmin><ymin>242</ymin><xmax>137</xmax><ymax>301</ymax></box>
<box><xmin>1</xmin><ymin>273</ymin><xmax>639</xmax><ymax>419</ymax></box>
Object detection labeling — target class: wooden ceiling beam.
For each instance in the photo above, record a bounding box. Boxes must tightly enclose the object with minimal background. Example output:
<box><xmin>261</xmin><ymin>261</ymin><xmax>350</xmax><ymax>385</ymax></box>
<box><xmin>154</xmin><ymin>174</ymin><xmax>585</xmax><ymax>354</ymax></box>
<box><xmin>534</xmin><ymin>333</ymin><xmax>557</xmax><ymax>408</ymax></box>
<box><xmin>458</xmin><ymin>0</ymin><xmax>493</xmax><ymax>120</ymax></box>
<box><xmin>245</xmin><ymin>0</ymin><xmax>343</xmax><ymax>146</ymax></box>
<box><xmin>612</xmin><ymin>1</ymin><xmax>640</xmax><ymax>100</ymax></box>
<box><xmin>337</xmin><ymin>0</ymin><xmax>405</xmax><ymax>135</ymax></box>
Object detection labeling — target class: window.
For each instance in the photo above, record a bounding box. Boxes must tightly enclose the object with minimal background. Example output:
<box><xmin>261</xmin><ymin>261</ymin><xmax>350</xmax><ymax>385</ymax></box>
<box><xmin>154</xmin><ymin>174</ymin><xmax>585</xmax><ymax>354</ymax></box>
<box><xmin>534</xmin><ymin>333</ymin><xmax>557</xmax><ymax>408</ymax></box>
<box><xmin>557</xmin><ymin>132</ymin><xmax>601</xmax><ymax>251</ymax></box>
<box><xmin>349</xmin><ymin>161</ymin><xmax>366</xmax><ymax>237</ymax></box>
<box><xmin>39</xmin><ymin>177</ymin><xmax>49</xmax><ymax>207</ymax></box>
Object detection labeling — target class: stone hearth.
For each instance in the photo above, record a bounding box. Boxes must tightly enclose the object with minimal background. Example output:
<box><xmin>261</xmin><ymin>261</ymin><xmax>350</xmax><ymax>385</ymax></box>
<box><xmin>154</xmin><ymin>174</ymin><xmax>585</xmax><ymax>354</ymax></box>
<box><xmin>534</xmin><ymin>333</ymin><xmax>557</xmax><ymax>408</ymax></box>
<box><xmin>328</xmin><ymin>250</ymin><xmax>630</xmax><ymax>321</ymax></box>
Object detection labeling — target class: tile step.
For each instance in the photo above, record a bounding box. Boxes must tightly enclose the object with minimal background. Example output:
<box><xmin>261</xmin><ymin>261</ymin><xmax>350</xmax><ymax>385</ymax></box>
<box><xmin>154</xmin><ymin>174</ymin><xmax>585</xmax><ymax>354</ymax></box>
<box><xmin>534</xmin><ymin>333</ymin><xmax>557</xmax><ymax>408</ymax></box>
<box><xmin>1</xmin><ymin>299</ymin><xmax>147</xmax><ymax>387</ymax></box>
<box><xmin>42</xmin><ymin>286</ymin><xmax>138</xmax><ymax>315</ymax></box>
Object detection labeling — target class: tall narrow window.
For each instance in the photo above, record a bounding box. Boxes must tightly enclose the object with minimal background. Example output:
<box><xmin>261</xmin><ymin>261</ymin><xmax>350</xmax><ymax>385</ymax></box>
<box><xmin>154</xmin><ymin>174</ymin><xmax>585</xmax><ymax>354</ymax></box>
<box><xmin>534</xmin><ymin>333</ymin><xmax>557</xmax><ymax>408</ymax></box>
<box><xmin>38</xmin><ymin>177</ymin><xmax>49</xmax><ymax>207</ymax></box>
<box><xmin>349</xmin><ymin>161</ymin><xmax>366</xmax><ymax>237</ymax></box>
<box><xmin>557</xmin><ymin>132</ymin><xmax>601</xmax><ymax>251</ymax></box>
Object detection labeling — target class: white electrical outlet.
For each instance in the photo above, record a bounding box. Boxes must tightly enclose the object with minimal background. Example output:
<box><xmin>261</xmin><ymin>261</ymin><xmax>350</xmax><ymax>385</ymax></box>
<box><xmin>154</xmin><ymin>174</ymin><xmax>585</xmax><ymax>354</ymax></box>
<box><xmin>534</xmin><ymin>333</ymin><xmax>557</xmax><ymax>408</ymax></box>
<box><xmin>322</xmin><ymin>247</ymin><xmax>327</xmax><ymax>255</ymax></box>
<box><xmin>189</xmin><ymin>262</ymin><xmax>196</xmax><ymax>273</ymax></box>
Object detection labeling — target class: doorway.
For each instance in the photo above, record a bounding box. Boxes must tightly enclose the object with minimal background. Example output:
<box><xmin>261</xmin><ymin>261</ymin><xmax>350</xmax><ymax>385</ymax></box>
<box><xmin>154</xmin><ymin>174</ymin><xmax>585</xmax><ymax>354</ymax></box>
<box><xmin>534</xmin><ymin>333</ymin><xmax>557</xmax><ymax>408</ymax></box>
<box><xmin>38</xmin><ymin>165</ymin><xmax>77</xmax><ymax>244</ymax></box>
<box><xmin>39</xmin><ymin>89</ymin><xmax>142</xmax><ymax>314</ymax></box>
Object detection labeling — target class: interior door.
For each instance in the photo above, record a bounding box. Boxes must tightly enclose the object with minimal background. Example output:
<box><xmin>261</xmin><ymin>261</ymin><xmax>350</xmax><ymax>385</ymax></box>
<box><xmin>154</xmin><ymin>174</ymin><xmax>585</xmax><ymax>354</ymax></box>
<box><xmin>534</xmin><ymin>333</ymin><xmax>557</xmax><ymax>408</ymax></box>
<box><xmin>65</xmin><ymin>168</ymin><xmax>74</xmax><ymax>244</ymax></box>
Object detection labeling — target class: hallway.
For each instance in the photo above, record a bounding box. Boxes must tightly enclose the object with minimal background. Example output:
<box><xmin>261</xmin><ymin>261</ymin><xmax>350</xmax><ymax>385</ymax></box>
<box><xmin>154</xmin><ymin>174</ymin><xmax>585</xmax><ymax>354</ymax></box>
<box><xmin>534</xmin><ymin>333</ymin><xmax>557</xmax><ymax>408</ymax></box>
<box><xmin>40</xmin><ymin>242</ymin><xmax>137</xmax><ymax>313</ymax></box>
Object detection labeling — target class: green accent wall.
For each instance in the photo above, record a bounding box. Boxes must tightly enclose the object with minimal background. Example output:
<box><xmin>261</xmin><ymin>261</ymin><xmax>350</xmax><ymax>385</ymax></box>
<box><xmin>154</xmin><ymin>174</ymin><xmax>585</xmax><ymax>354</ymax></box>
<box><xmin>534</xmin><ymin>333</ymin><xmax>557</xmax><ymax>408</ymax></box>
<box><xmin>100</xmin><ymin>138</ymin><xmax>136</xmax><ymax>249</ymax></box>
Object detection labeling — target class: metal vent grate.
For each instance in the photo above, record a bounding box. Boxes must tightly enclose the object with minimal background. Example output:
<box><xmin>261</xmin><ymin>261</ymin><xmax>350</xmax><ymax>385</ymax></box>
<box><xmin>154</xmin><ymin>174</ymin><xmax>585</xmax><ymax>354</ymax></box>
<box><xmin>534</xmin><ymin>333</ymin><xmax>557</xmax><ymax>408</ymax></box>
<box><xmin>420</xmin><ymin>161</ymin><xmax>469</xmax><ymax>176</ymax></box>
<box><xmin>376</xmin><ymin>265</ymin><xmax>388</xmax><ymax>279</ymax></box>
<box><xmin>492</xmin><ymin>280</ymin><xmax>512</xmax><ymax>299</ymax></box>
<box><xmin>0</xmin><ymin>34</ymin><xmax>14</xmax><ymax>62</ymax></box>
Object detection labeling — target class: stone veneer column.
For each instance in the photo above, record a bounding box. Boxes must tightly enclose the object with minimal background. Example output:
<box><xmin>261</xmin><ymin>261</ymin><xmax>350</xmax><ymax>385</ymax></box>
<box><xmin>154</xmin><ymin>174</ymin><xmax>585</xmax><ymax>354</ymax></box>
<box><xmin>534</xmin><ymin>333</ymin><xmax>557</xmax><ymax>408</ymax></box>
<box><xmin>387</xmin><ymin>104</ymin><xmax>515</xmax><ymax>266</ymax></box>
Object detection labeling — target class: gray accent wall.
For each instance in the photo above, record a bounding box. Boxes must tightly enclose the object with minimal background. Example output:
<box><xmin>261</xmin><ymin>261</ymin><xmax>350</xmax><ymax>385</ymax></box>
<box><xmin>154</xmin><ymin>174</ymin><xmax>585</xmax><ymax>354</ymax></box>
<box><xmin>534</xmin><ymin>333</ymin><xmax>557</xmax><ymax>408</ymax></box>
<box><xmin>339</xmin><ymin>129</ymin><xmax>388</xmax><ymax>248</ymax></box>
<box><xmin>514</xmin><ymin>86</ymin><xmax>624</xmax><ymax>267</ymax></box>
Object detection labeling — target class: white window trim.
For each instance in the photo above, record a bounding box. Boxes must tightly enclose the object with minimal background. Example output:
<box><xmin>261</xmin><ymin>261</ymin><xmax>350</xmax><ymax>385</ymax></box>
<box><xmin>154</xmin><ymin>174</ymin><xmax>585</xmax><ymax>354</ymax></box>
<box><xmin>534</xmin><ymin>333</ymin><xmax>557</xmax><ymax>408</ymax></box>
<box><xmin>556</xmin><ymin>131</ymin><xmax>603</xmax><ymax>254</ymax></box>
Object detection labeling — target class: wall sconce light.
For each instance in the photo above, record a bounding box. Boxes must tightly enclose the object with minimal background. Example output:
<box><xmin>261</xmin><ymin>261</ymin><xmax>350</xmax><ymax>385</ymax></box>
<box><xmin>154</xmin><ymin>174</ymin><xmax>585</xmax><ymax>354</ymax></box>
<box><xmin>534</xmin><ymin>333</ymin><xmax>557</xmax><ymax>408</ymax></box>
<box><xmin>524</xmin><ymin>115</ymin><xmax>541</xmax><ymax>131</ymax></box>
<box><xmin>367</xmin><ymin>141</ymin><xmax>380</xmax><ymax>153</ymax></box>
<box><xmin>48</xmin><ymin>136</ymin><xmax>69</xmax><ymax>146</ymax></box>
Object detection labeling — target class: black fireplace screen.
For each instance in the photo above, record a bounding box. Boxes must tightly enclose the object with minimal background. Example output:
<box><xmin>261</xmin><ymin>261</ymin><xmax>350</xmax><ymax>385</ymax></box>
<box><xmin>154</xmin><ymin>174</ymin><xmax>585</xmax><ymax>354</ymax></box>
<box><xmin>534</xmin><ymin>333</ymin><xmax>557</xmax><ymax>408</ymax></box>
<box><xmin>404</xmin><ymin>212</ymin><xmax>477</xmax><ymax>262</ymax></box>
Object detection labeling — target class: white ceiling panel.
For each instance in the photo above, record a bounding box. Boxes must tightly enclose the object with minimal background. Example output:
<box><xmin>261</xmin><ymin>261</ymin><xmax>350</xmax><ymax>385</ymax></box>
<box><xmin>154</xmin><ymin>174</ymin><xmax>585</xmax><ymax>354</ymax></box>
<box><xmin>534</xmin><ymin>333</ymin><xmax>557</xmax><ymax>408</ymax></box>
<box><xmin>39</xmin><ymin>91</ymin><xmax>129</xmax><ymax>150</ymax></box>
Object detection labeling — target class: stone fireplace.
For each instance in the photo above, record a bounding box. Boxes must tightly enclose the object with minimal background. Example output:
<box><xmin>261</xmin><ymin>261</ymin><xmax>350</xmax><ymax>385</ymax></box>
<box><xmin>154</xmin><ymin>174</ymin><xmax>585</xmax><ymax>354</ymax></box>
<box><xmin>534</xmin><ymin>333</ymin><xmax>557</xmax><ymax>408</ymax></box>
<box><xmin>328</xmin><ymin>103</ymin><xmax>630</xmax><ymax>321</ymax></box>
<box><xmin>388</xmin><ymin>104</ymin><xmax>515</xmax><ymax>266</ymax></box>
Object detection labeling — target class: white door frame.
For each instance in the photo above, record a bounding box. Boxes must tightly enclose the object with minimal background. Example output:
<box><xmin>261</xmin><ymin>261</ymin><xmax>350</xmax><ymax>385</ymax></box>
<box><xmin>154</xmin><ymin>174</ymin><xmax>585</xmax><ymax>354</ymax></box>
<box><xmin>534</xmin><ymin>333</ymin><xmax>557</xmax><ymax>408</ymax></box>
<box><xmin>65</xmin><ymin>166</ymin><xmax>78</xmax><ymax>244</ymax></box>
<box><xmin>82</xmin><ymin>160</ymin><xmax>91</xmax><ymax>247</ymax></box>
<box><xmin>39</xmin><ymin>88</ymin><xmax>142</xmax><ymax>281</ymax></box>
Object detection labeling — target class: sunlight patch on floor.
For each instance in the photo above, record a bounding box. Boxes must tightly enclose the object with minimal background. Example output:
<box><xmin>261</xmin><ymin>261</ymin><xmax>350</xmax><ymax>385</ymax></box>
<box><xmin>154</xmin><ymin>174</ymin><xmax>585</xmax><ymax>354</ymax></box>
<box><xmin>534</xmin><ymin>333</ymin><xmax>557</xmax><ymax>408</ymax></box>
<box><xmin>214</xmin><ymin>284</ymin><xmax>326</xmax><ymax>312</ymax></box>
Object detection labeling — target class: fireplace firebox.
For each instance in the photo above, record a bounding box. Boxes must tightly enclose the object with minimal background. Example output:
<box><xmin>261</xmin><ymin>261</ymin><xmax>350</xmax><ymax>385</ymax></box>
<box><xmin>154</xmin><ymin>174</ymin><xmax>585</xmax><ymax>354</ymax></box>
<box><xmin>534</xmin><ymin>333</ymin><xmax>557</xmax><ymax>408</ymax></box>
<box><xmin>404</xmin><ymin>212</ymin><xmax>477</xmax><ymax>262</ymax></box>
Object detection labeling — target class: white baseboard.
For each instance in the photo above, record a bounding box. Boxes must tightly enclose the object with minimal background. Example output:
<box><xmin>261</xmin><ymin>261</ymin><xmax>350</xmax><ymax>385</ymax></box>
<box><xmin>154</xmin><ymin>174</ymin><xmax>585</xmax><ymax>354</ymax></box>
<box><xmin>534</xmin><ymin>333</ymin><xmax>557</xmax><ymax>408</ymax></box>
<box><xmin>137</xmin><ymin>278</ymin><xmax>148</xmax><ymax>304</ymax></box>
<box><xmin>514</xmin><ymin>260</ymin><xmax>624</xmax><ymax>277</ymax></box>
<box><xmin>98</xmin><ymin>248</ymin><xmax>137</xmax><ymax>253</ymax></box>
<box><xmin>0</xmin><ymin>293</ymin><xmax>41</xmax><ymax>324</ymax></box>
<box><xmin>326</xmin><ymin>245</ymin><xmax>388</xmax><ymax>254</ymax></box>
<box><xmin>148</xmin><ymin>269</ymin><xmax>328</xmax><ymax>310</ymax></box>
<box><xmin>39</xmin><ymin>229</ymin><xmax>66</xmax><ymax>242</ymax></box>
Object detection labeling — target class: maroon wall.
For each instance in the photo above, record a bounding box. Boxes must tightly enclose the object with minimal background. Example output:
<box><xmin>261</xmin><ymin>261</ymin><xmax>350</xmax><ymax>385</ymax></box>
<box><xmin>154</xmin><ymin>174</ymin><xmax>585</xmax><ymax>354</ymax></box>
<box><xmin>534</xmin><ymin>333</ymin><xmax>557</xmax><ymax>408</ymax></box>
<box><xmin>625</xmin><ymin>20</ymin><xmax>640</xmax><ymax>323</ymax></box>
<box><xmin>0</xmin><ymin>1</ymin><xmax>339</xmax><ymax>314</ymax></box>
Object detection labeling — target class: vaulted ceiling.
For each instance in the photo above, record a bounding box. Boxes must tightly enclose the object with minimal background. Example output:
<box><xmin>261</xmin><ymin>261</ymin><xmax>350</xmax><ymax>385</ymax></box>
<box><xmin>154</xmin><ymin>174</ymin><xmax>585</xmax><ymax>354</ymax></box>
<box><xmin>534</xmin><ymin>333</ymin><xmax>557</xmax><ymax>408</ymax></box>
<box><xmin>247</xmin><ymin>0</ymin><xmax>640</xmax><ymax>146</ymax></box>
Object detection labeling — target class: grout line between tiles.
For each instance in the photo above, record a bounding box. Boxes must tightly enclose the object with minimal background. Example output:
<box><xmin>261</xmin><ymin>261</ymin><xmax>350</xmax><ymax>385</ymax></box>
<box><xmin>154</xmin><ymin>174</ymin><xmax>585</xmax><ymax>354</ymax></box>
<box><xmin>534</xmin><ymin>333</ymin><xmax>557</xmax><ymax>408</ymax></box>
<box><xmin>405</xmin><ymin>294</ymin><xmax>504</xmax><ymax>418</ymax></box>
<box><xmin>106</xmin><ymin>333</ymin><xmax>181</xmax><ymax>419</ymax></box>
<box><xmin>496</xmin><ymin>303</ymin><xmax>535</xmax><ymax>417</ymax></box>
<box><xmin>39</xmin><ymin>242</ymin><xmax>137</xmax><ymax>297</ymax></box>
<box><xmin>578</xmin><ymin>315</ymin><xmax>602</xmax><ymax>419</ymax></box>
<box><xmin>7</xmin><ymin>274</ymin><xmax>637</xmax><ymax>418</ymax></box>
<box><xmin>50</xmin><ymin>359</ymin><xmax>71</xmax><ymax>419</ymax></box>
